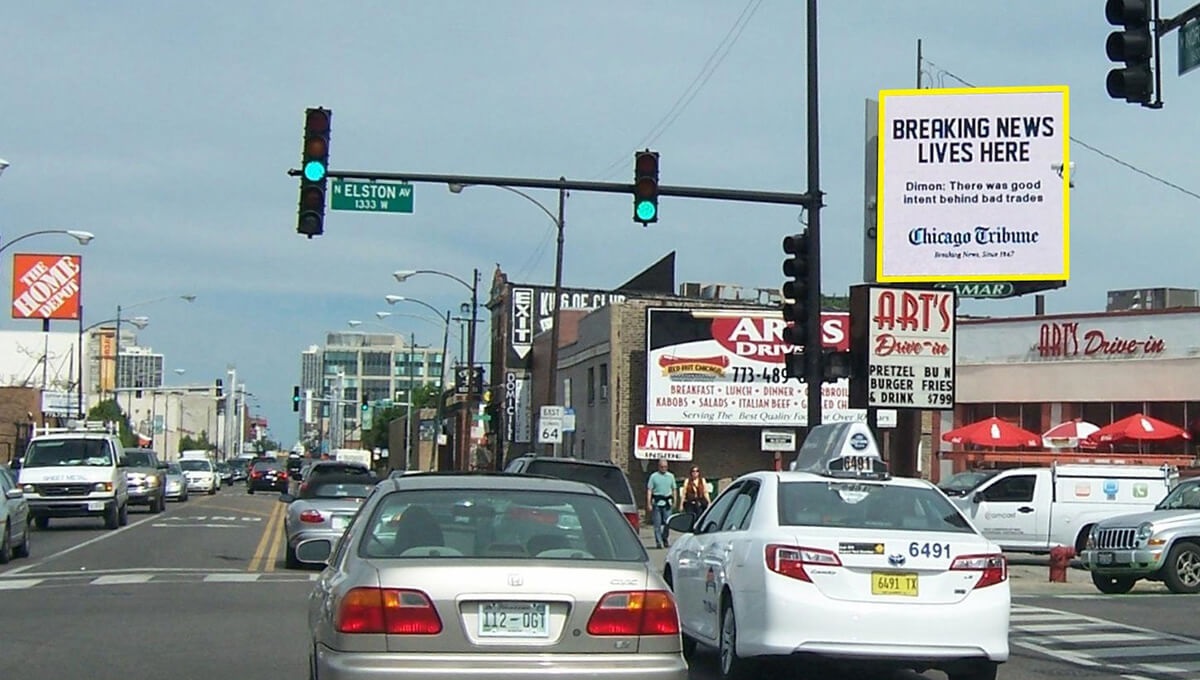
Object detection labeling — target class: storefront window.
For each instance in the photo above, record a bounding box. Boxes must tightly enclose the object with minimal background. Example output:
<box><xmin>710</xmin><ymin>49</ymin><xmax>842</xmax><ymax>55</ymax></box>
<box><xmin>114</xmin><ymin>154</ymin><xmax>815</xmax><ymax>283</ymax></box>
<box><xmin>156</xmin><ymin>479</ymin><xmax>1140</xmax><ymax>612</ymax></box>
<box><xmin>1079</xmin><ymin>402</ymin><xmax>1112</xmax><ymax>429</ymax></box>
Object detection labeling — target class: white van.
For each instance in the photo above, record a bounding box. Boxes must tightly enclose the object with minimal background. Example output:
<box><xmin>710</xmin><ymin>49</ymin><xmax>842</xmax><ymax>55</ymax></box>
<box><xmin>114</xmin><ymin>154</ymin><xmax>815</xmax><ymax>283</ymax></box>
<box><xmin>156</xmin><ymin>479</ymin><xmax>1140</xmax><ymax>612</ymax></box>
<box><xmin>951</xmin><ymin>463</ymin><xmax>1178</xmax><ymax>553</ymax></box>
<box><xmin>16</xmin><ymin>421</ymin><xmax>130</xmax><ymax>530</ymax></box>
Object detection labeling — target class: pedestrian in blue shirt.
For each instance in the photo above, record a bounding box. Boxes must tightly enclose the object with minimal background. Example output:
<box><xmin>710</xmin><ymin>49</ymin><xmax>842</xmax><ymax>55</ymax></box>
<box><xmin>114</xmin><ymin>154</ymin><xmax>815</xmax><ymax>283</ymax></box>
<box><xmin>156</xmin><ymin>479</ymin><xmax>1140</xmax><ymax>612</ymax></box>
<box><xmin>645</xmin><ymin>459</ymin><xmax>678</xmax><ymax>548</ymax></box>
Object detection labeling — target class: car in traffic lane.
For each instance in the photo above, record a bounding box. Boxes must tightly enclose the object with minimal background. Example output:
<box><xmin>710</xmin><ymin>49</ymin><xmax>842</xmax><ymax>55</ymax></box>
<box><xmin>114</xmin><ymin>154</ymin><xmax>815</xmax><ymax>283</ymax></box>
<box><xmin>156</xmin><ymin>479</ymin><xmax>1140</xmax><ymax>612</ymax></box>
<box><xmin>294</xmin><ymin>472</ymin><xmax>687</xmax><ymax>680</ymax></box>
<box><xmin>280</xmin><ymin>473</ymin><xmax>378</xmax><ymax>569</ymax></box>
<box><xmin>247</xmin><ymin>459</ymin><xmax>287</xmax><ymax>494</ymax></box>
<box><xmin>665</xmin><ymin>443</ymin><xmax>1009</xmax><ymax>680</ymax></box>
<box><xmin>0</xmin><ymin>466</ymin><xmax>31</xmax><ymax>562</ymax></box>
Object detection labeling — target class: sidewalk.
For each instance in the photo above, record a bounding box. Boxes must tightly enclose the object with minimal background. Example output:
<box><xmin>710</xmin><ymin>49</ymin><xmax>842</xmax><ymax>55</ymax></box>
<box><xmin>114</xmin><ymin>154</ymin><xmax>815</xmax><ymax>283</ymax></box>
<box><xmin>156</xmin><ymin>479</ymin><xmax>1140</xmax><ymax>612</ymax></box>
<box><xmin>637</xmin><ymin>525</ymin><xmax>1167</xmax><ymax>596</ymax></box>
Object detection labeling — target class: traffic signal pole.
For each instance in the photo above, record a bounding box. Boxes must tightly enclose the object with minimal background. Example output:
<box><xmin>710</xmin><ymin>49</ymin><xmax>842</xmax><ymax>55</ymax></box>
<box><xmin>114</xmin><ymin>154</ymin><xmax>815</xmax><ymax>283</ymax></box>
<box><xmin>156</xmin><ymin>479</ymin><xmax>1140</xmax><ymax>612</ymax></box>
<box><xmin>803</xmin><ymin>0</ymin><xmax>824</xmax><ymax>433</ymax></box>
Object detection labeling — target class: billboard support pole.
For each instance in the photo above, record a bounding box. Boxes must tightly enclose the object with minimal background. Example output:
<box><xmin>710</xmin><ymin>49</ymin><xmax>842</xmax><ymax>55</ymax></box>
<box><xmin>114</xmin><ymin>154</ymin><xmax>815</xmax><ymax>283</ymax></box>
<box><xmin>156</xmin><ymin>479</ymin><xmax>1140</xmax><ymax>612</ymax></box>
<box><xmin>41</xmin><ymin>318</ymin><xmax>50</xmax><ymax>422</ymax></box>
<box><xmin>803</xmin><ymin>0</ymin><xmax>825</xmax><ymax>433</ymax></box>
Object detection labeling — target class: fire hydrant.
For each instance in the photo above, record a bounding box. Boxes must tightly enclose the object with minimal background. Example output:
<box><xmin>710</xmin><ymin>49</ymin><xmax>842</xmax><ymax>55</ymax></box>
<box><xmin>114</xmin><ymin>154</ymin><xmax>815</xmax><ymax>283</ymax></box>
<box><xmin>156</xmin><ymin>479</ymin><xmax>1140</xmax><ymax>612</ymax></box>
<box><xmin>1049</xmin><ymin>545</ymin><xmax>1075</xmax><ymax>583</ymax></box>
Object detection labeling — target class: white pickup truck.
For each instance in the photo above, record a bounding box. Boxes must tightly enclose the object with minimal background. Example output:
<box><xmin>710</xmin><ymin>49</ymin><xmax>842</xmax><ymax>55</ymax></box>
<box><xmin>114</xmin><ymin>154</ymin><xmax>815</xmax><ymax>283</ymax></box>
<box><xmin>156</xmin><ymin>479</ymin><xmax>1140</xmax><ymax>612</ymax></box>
<box><xmin>950</xmin><ymin>463</ymin><xmax>1178</xmax><ymax>553</ymax></box>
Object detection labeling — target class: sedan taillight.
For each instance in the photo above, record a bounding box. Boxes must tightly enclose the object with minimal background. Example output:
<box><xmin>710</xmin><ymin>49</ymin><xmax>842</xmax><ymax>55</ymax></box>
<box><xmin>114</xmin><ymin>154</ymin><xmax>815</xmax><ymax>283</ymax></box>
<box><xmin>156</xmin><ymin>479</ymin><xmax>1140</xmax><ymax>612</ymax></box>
<box><xmin>950</xmin><ymin>553</ymin><xmax>1008</xmax><ymax>589</ymax></box>
<box><xmin>586</xmin><ymin>590</ymin><xmax>679</xmax><ymax>636</ymax></box>
<box><xmin>299</xmin><ymin>509</ymin><xmax>324</xmax><ymax>523</ymax></box>
<box><xmin>335</xmin><ymin>587</ymin><xmax>442</xmax><ymax>635</ymax></box>
<box><xmin>764</xmin><ymin>544</ymin><xmax>842</xmax><ymax>582</ymax></box>
<box><xmin>623</xmin><ymin>512</ymin><xmax>641</xmax><ymax>531</ymax></box>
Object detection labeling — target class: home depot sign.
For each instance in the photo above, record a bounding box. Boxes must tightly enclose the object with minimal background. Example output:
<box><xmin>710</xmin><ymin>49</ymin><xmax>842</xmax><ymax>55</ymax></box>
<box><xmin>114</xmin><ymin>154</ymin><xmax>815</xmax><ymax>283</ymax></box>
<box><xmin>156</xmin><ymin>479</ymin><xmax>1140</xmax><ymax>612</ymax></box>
<box><xmin>634</xmin><ymin>425</ymin><xmax>694</xmax><ymax>461</ymax></box>
<box><xmin>11</xmin><ymin>253</ymin><xmax>82</xmax><ymax>320</ymax></box>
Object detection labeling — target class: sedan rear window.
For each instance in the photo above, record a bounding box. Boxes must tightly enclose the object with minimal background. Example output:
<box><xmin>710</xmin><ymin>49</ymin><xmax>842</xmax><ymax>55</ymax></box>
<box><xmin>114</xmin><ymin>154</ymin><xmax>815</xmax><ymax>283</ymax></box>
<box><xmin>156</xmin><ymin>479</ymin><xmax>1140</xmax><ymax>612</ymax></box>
<box><xmin>778</xmin><ymin>481</ymin><xmax>974</xmax><ymax>534</ymax></box>
<box><xmin>521</xmin><ymin>461</ymin><xmax>634</xmax><ymax>504</ymax></box>
<box><xmin>360</xmin><ymin>489</ymin><xmax>646</xmax><ymax>562</ymax></box>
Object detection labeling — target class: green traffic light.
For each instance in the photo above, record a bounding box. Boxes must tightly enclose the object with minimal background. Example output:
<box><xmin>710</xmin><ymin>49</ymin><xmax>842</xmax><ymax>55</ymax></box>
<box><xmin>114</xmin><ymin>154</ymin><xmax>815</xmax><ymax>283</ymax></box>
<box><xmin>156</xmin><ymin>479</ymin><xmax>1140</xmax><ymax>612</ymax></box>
<box><xmin>635</xmin><ymin>200</ymin><xmax>657</xmax><ymax>222</ymax></box>
<box><xmin>303</xmin><ymin>160</ymin><xmax>327</xmax><ymax>182</ymax></box>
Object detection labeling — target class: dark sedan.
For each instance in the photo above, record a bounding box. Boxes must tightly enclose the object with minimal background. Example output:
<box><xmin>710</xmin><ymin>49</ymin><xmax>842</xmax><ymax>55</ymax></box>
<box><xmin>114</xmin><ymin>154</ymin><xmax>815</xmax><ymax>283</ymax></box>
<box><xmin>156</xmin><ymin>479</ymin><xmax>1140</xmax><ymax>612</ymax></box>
<box><xmin>247</xmin><ymin>459</ymin><xmax>288</xmax><ymax>494</ymax></box>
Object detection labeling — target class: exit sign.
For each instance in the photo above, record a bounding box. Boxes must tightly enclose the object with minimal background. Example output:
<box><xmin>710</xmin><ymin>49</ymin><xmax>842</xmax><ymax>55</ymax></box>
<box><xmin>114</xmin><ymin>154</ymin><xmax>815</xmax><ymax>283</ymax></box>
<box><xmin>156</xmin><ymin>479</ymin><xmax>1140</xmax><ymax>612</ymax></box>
<box><xmin>331</xmin><ymin>179</ymin><xmax>414</xmax><ymax>213</ymax></box>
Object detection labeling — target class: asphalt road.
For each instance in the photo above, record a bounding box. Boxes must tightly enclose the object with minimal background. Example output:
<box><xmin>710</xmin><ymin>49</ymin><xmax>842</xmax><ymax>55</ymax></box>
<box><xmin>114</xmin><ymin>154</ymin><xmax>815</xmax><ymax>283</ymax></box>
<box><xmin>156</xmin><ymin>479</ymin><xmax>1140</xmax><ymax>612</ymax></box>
<box><xmin>2</xmin><ymin>486</ymin><xmax>1198</xmax><ymax>680</ymax></box>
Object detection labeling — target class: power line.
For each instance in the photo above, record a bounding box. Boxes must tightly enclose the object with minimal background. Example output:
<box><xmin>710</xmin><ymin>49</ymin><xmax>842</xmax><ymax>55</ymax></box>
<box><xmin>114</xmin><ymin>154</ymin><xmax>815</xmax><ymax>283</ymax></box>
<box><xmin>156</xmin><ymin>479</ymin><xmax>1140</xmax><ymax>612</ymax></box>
<box><xmin>922</xmin><ymin>58</ymin><xmax>1200</xmax><ymax>202</ymax></box>
<box><xmin>588</xmin><ymin>0</ymin><xmax>764</xmax><ymax>181</ymax></box>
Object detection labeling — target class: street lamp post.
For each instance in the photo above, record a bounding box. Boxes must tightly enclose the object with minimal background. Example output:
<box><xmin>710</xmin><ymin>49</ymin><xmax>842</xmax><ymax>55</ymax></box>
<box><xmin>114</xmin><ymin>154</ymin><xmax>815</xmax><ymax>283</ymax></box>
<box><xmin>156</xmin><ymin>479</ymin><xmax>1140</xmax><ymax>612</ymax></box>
<box><xmin>79</xmin><ymin>315</ymin><xmax>148</xmax><ymax>417</ymax></box>
<box><xmin>448</xmin><ymin>182</ymin><xmax>566</xmax><ymax>457</ymax></box>
<box><xmin>0</xmin><ymin>229</ymin><xmax>95</xmax><ymax>258</ymax></box>
<box><xmin>390</xmin><ymin>269</ymin><xmax>480</xmax><ymax>471</ymax></box>
<box><xmin>113</xmin><ymin>295</ymin><xmax>195</xmax><ymax>406</ymax></box>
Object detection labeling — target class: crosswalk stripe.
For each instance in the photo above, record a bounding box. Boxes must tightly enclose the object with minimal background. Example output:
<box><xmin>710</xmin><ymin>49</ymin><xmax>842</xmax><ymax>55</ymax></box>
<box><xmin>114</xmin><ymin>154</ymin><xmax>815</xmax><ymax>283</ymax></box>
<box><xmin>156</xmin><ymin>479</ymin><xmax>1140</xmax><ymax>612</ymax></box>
<box><xmin>91</xmin><ymin>574</ymin><xmax>154</xmax><ymax>585</ymax></box>
<box><xmin>203</xmin><ymin>573</ymin><xmax>261</xmax><ymax>582</ymax></box>
<box><xmin>0</xmin><ymin>579</ymin><xmax>43</xmax><ymax>590</ymax></box>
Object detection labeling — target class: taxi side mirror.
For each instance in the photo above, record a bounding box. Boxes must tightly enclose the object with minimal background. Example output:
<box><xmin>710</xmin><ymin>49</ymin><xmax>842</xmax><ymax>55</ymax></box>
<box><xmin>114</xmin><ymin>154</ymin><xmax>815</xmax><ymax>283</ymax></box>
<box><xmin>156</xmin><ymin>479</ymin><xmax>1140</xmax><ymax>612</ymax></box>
<box><xmin>972</xmin><ymin>492</ymin><xmax>984</xmax><ymax>504</ymax></box>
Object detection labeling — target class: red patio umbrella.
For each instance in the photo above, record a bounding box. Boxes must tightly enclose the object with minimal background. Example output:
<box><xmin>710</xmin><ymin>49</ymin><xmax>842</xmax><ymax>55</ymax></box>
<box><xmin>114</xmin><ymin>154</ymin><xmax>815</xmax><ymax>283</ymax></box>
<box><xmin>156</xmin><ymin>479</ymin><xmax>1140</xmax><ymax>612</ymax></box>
<box><xmin>1085</xmin><ymin>413</ymin><xmax>1191</xmax><ymax>451</ymax></box>
<box><xmin>942</xmin><ymin>416</ymin><xmax>1042</xmax><ymax>448</ymax></box>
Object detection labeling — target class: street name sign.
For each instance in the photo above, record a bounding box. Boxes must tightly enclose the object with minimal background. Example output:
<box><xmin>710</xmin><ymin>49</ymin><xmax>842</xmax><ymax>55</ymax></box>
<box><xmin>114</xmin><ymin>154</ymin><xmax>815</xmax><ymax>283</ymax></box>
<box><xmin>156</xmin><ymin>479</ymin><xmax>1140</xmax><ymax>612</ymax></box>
<box><xmin>1181</xmin><ymin>20</ymin><xmax>1200</xmax><ymax>76</ymax></box>
<box><xmin>331</xmin><ymin>179</ymin><xmax>414</xmax><ymax>213</ymax></box>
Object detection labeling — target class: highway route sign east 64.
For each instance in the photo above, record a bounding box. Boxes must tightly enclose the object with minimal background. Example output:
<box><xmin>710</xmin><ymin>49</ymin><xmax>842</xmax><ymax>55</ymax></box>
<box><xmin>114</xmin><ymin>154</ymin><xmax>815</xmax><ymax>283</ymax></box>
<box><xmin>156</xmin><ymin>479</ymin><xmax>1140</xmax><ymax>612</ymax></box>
<box><xmin>538</xmin><ymin>405</ymin><xmax>564</xmax><ymax>444</ymax></box>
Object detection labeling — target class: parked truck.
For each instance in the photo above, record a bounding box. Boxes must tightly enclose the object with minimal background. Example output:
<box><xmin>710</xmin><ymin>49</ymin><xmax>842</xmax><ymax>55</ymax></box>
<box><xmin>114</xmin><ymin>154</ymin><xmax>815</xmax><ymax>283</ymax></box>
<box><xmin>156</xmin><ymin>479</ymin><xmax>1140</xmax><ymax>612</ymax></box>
<box><xmin>950</xmin><ymin>463</ymin><xmax>1178</xmax><ymax>553</ymax></box>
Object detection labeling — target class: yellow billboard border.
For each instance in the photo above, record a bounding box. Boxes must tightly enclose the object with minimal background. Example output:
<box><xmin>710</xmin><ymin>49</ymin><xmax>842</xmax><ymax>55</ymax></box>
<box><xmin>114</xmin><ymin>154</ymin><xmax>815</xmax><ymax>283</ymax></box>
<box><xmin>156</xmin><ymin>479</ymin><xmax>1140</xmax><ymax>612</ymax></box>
<box><xmin>875</xmin><ymin>85</ymin><xmax>1070</xmax><ymax>283</ymax></box>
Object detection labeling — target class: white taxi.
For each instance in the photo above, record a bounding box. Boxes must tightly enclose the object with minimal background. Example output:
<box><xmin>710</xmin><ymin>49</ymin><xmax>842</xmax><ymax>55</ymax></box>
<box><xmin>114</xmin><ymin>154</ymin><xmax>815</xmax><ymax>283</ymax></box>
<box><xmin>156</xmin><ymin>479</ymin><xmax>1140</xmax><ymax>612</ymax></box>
<box><xmin>662</xmin><ymin>429</ymin><xmax>1008</xmax><ymax>680</ymax></box>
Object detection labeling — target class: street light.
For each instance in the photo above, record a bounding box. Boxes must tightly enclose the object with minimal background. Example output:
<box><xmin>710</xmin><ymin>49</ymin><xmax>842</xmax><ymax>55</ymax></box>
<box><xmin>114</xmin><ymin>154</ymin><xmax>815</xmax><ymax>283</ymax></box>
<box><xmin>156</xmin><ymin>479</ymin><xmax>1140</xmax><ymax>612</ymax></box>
<box><xmin>448</xmin><ymin>182</ymin><xmax>566</xmax><ymax>458</ymax></box>
<box><xmin>0</xmin><ymin>158</ymin><xmax>9</xmax><ymax>177</ymax></box>
<box><xmin>113</xmin><ymin>294</ymin><xmax>196</xmax><ymax>404</ymax></box>
<box><xmin>77</xmin><ymin>315</ymin><xmax>149</xmax><ymax>417</ymax></box>
<box><xmin>371</xmin><ymin>307</ymin><xmax>454</xmax><ymax>472</ymax></box>
<box><xmin>0</xmin><ymin>229</ymin><xmax>95</xmax><ymax>257</ymax></box>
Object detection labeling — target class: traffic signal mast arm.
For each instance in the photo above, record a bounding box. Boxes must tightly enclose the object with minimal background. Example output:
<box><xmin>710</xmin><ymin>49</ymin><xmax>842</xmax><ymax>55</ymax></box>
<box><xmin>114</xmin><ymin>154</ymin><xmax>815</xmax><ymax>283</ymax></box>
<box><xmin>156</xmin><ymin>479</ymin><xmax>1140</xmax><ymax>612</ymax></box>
<box><xmin>286</xmin><ymin>168</ymin><xmax>818</xmax><ymax>208</ymax></box>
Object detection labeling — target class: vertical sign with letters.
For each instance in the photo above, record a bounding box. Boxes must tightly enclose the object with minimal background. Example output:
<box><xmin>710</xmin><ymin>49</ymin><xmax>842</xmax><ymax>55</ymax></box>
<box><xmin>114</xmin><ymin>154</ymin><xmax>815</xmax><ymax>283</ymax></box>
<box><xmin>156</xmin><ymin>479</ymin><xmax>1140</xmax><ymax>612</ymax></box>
<box><xmin>849</xmin><ymin>286</ymin><xmax>956</xmax><ymax>410</ymax></box>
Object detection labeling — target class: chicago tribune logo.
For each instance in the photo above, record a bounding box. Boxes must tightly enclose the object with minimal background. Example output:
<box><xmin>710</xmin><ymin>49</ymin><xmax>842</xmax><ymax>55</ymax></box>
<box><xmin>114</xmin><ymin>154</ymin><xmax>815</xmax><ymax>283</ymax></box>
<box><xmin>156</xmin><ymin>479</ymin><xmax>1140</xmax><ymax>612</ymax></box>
<box><xmin>907</xmin><ymin>225</ymin><xmax>1040</xmax><ymax>248</ymax></box>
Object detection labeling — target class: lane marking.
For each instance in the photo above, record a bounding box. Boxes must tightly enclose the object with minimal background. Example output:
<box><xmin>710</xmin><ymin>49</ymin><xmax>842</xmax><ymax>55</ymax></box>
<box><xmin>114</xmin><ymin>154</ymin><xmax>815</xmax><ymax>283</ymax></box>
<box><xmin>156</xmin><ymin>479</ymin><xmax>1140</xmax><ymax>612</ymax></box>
<box><xmin>184</xmin><ymin>503</ymin><xmax>272</xmax><ymax>518</ymax></box>
<box><xmin>205</xmin><ymin>573</ymin><xmax>261</xmax><ymax>582</ymax></box>
<box><xmin>1</xmin><ymin>567</ymin><xmax>239</xmax><ymax>578</ymax></box>
<box><xmin>264</xmin><ymin>510</ymin><xmax>286</xmax><ymax>572</ymax></box>
<box><xmin>247</xmin><ymin>500</ymin><xmax>284</xmax><ymax>572</ymax></box>
<box><xmin>0</xmin><ymin>579</ymin><xmax>43</xmax><ymax>590</ymax></box>
<box><xmin>91</xmin><ymin>574</ymin><xmax>153</xmax><ymax>585</ymax></box>
<box><xmin>2</xmin><ymin>512</ymin><xmax>162</xmax><ymax>576</ymax></box>
<box><xmin>150</xmin><ymin>523</ymin><xmax>248</xmax><ymax>528</ymax></box>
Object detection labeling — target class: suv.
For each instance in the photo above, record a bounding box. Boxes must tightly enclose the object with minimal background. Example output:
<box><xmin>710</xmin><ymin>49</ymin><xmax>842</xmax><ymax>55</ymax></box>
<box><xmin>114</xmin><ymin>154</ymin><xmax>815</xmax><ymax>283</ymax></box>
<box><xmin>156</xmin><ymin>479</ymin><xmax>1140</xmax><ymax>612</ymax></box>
<box><xmin>122</xmin><ymin>448</ymin><xmax>167</xmax><ymax>513</ymax></box>
<box><xmin>15</xmin><ymin>421</ymin><xmax>130</xmax><ymax>530</ymax></box>
<box><xmin>503</xmin><ymin>455</ymin><xmax>640</xmax><ymax>530</ymax></box>
<box><xmin>247</xmin><ymin>458</ymin><xmax>287</xmax><ymax>493</ymax></box>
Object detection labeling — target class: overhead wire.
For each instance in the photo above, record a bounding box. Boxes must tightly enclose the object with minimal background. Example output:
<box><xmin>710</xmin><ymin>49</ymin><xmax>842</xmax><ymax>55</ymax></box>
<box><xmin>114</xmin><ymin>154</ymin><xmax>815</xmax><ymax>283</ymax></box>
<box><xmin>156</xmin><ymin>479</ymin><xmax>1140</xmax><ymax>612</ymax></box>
<box><xmin>923</xmin><ymin>58</ymin><xmax>1200</xmax><ymax>202</ymax></box>
<box><xmin>588</xmin><ymin>0</ymin><xmax>764</xmax><ymax>181</ymax></box>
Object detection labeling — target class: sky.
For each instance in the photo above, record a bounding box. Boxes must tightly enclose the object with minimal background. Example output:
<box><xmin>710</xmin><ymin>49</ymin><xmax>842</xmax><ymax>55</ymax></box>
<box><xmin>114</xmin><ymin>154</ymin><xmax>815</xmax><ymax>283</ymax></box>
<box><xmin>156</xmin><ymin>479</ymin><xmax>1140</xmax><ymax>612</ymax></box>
<box><xmin>2</xmin><ymin>1</ymin><xmax>1196</xmax><ymax>445</ymax></box>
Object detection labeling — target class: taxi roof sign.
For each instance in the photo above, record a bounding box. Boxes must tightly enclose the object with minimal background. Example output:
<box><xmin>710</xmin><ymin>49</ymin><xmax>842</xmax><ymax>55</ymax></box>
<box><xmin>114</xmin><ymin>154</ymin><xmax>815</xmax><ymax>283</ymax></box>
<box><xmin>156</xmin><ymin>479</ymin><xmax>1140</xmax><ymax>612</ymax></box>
<box><xmin>789</xmin><ymin>422</ymin><xmax>888</xmax><ymax>478</ymax></box>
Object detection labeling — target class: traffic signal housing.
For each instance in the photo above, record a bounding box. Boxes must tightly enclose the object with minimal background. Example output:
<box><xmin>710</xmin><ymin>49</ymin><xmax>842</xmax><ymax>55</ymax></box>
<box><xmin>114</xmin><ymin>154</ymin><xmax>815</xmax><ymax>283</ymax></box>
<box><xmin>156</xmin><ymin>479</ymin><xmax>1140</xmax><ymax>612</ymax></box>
<box><xmin>298</xmin><ymin>107</ymin><xmax>332</xmax><ymax>238</ymax></box>
<box><xmin>633</xmin><ymin>150</ymin><xmax>659</xmax><ymax>225</ymax></box>
<box><xmin>361</xmin><ymin>393</ymin><xmax>370</xmax><ymax>412</ymax></box>
<box><xmin>1105</xmin><ymin>0</ymin><xmax>1153</xmax><ymax>104</ymax></box>
<box><xmin>781</xmin><ymin>231</ymin><xmax>810</xmax><ymax>380</ymax></box>
<box><xmin>292</xmin><ymin>385</ymin><xmax>301</xmax><ymax>412</ymax></box>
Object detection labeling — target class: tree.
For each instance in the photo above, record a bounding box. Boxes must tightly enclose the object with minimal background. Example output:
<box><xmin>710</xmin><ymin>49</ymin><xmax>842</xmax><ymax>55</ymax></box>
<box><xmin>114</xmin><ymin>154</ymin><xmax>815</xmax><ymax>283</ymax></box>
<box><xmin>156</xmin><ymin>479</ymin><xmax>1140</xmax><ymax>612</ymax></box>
<box><xmin>87</xmin><ymin>399</ymin><xmax>136</xmax><ymax>448</ymax></box>
<box><xmin>256</xmin><ymin>438</ymin><xmax>281</xmax><ymax>454</ymax></box>
<box><xmin>179</xmin><ymin>431</ymin><xmax>213</xmax><ymax>454</ymax></box>
<box><xmin>361</xmin><ymin>383</ymin><xmax>444</xmax><ymax>452</ymax></box>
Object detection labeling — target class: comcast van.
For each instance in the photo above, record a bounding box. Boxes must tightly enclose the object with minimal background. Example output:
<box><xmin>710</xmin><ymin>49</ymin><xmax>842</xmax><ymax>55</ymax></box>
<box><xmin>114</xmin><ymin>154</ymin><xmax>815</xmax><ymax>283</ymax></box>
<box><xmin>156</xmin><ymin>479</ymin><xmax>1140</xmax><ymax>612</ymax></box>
<box><xmin>16</xmin><ymin>421</ymin><xmax>130</xmax><ymax>530</ymax></box>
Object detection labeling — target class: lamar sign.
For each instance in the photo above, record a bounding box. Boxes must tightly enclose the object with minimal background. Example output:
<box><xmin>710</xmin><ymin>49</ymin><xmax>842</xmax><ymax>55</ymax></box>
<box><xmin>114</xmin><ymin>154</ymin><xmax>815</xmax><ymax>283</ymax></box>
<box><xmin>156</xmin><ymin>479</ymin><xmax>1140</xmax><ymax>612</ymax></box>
<box><xmin>11</xmin><ymin>253</ymin><xmax>82</xmax><ymax>320</ymax></box>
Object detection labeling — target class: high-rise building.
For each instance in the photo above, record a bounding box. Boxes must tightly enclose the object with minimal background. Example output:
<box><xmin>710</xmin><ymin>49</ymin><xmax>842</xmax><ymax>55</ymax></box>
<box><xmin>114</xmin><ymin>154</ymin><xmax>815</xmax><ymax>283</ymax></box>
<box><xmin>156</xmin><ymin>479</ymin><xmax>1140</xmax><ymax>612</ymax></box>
<box><xmin>298</xmin><ymin>332</ymin><xmax>445</xmax><ymax>445</ymax></box>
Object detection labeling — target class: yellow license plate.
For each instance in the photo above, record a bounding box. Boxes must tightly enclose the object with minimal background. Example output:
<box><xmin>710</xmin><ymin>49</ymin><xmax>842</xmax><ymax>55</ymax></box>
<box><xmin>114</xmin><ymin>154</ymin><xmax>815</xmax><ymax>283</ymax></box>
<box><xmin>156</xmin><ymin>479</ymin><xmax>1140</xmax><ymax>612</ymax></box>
<box><xmin>871</xmin><ymin>571</ymin><xmax>918</xmax><ymax>596</ymax></box>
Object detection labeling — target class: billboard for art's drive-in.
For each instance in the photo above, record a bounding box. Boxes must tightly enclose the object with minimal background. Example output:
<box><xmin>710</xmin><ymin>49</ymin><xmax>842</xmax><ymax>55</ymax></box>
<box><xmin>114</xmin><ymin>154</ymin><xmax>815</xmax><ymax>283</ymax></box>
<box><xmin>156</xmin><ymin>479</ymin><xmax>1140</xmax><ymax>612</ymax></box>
<box><xmin>11</xmin><ymin>253</ymin><xmax>82</xmax><ymax>320</ymax></box>
<box><xmin>876</xmin><ymin>85</ymin><xmax>1070</xmax><ymax>283</ymax></box>
<box><xmin>645</xmin><ymin>309</ymin><xmax>895</xmax><ymax>428</ymax></box>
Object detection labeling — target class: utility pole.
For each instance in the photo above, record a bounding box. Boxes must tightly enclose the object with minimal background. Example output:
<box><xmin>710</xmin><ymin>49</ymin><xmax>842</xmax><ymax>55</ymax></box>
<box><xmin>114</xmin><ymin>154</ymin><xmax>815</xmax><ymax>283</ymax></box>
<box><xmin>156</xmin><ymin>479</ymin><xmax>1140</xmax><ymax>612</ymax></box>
<box><xmin>545</xmin><ymin>182</ymin><xmax>567</xmax><ymax>455</ymax></box>
<box><xmin>462</xmin><ymin>268</ymin><xmax>479</xmax><ymax>471</ymax></box>
<box><xmin>803</xmin><ymin>0</ymin><xmax>825</xmax><ymax>433</ymax></box>
<box><xmin>434</xmin><ymin>310</ymin><xmax>450</xmax><ymax>471</ymax></box>
<box><xmin>405</xmin><ymin>332</ymin><xmax>415</xmax><ymax>471</ymax></box>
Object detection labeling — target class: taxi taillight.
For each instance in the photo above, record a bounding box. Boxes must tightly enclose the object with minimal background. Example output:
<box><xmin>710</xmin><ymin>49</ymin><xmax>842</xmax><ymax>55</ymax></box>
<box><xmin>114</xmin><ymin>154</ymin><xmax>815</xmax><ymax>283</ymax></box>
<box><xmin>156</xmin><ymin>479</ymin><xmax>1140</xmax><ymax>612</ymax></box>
<box><xmin>586</xmin><ymin>590</ymin><xmax>679</xmax><ymax>636</ymax></box>
<box><xmin>299</xmin><ymin>509</ymin><xmax>324</xmax><ymax>523</ymax></box>
<box><xmin>335</xmin><ymin>587</ymin><xmax>442</xmax><ymax>635</ymax></box>
<box><xmin>950</xmin><ymin>553</ymin><xmax>1008</xmax><ymax>589</ymax></box>
<box><xmin>764</xmin><ymin>544</ymin><xmax>842</xmax><ymax>582</ymax></box>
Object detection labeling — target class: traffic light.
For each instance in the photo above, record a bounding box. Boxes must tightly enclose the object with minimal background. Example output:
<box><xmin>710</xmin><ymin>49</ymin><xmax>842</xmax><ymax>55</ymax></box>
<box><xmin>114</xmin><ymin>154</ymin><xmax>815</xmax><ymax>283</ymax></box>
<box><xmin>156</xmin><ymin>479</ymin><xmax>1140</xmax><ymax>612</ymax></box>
<box><xmin>633</xmin><ymin>150</ymin><xmax>659</xmax><ymax>225</ymax></box>
<box><xmin>298</xmin><ymin>107</ymin><xmax>332</xmax><ymax>238</ymax></box>
<box><xmin>781</xmin><ymin>231</ymin><xmax>810</xmax><ymax>380</ymax></box>
<box><xmin>1105</xmin><ymin>0</ymin><xmax>1153</xmax><ymax>104</ymax></box>
<box><xmin>292</xmin><ymin>385</ymin><xmax>301</xmax><ymax>412</ymax></box>
<box><xmin>361</xmin><ymin>393</ymin><xmax>370</xmax><ymax>412</ymax></box>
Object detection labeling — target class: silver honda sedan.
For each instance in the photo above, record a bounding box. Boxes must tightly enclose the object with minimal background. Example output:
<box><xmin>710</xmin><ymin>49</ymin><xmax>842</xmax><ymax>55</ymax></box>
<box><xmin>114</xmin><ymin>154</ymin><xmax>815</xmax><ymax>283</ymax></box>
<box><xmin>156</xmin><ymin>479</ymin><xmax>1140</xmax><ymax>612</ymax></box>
<box><xmin>296</xmin><ymin>473</ymin><xmax>687</xmax><ymax>680</ymax></box>
<box><xmin>280</xmin><ymin>473</ymin><xmax>378</xmax><ymax>569</ymax></box>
